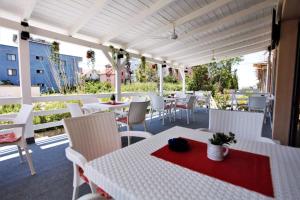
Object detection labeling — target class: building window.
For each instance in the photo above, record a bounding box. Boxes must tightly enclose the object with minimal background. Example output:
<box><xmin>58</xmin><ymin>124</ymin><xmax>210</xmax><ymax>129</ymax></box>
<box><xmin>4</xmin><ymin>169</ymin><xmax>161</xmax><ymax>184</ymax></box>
<box><xmin>36</xmin><ymin>56</ymin><xmax>43</xmax><ymax>60</ymax></box>
<box><xmin>7</xmin><ymin>54</ymin><xmax>16</xmax><ymax>61</ymax></box>
<box><xmin>36</xmin><ymin>69</ymin><xmax>44</xmax><ymax>74</ymax></box>
<box><xmin>37</xmin><ymin>83</ymin><xmax>45</xmax><ymax>87</ymax></box>
<box><xmin>7</xmin><ymin>69</ymin><xmax>17</xmax><ymax>76</ymax></box>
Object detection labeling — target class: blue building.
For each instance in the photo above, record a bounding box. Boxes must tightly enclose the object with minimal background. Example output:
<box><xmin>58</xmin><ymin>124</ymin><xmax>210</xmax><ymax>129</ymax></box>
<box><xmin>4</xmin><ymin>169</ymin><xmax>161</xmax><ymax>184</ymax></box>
<box><xmin>0</xmin><ymin>40</ymin><xmax>82</xmax><ymax>93</ymax></box>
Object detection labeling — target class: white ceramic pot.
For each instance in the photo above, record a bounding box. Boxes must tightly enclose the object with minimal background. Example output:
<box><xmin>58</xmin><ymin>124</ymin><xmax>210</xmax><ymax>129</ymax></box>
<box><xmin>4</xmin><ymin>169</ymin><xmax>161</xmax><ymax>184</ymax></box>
<box><xmin>207</xmin><ymin>142</ymin><xmax>229</xmax><ymax>161</ymax></box>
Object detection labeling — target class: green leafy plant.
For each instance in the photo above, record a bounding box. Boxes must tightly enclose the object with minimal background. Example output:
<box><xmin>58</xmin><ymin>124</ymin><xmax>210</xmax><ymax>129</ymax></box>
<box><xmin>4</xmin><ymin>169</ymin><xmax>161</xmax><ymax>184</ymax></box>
<box><xmin>209</xmin><ymin>132</ymin><xmax>237</xmax><ymax>146</ymax></box>
<box><xmin>86</xmin><ymin>49</ymin><xmax>95</xmax><ymax>68</ymax></box>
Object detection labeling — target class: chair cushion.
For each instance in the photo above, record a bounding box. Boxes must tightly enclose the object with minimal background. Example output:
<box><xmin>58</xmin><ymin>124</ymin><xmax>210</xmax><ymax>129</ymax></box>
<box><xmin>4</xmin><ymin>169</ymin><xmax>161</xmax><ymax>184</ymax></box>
<box><xmin>78</xmin><ymin>167</ymin><xmax>112</xmax><ymax>199</ymax></box>
<box><xmin>0</xmin><ymin>132</ymin><xmax>21</xmax><ymax>144</ymax></box>
<box><xmin>116</xmin><ymin>117</ymin><xmax>128</xmax><ymax>124</ymax></box>
<box><xmin>164</xmin><ymin>104</ymin><xmax>172</xmax><ymax>110</ymax></box>
<box><xmin>176</xmin><ymin>104</ymin><xmax>187</xmax><ymax>109</ymax></box>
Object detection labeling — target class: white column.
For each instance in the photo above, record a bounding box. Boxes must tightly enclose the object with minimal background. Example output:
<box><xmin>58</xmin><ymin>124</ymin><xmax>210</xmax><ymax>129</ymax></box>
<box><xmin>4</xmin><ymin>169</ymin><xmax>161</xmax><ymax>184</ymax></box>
<box><xmin>180</xmin><ymin>68</ymin><xmax>186</xmax><ymax>93</ymax></box>
<box><xmin>159</xmin><ymin>64</ymin><xmax>163</xmax><ymax>96</ymax></box>
<box><xmin>18</xmin><ymin>31</ymin><xmax>34</xmax><ymax>139</ymax></box>
<box><xmin>115</xmin><ymin>59</ymin><xmax>121</xmax><ymax>101</ymax></box>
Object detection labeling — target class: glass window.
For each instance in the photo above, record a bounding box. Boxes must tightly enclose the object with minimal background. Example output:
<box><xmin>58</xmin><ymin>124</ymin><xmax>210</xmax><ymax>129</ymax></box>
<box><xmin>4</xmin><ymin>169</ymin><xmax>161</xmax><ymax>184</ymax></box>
<box><xmin>7</xmin><ymin>69</ymin><xmax>17</xmax><ymax>76</ymax></box>
<box><xmin>7</xmin><ymin>54</ymin><xmax>16</xmax><ymax>61</ymax></box>
<box><xmin>36</xmin><ymin>69</ymin><xmax>44</xmax><ymax>74</ymax></box>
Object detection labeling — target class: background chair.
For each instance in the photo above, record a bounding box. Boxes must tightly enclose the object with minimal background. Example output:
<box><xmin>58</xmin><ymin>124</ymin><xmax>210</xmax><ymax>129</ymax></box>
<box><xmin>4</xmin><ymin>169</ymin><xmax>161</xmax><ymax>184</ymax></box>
<box><xmin>116</xmin><ymin>101</ymin><xmax>149</xmax><ymax>131</ymax></box>
<box><xmin>149</xmin><ymin>95</ymin><xmax>171</xmax><ymax>125</ymax></box>
<box><xmin>67</xmin><ymin>103</ymin><xmax>84</xmax><ymax>117</ymax></box>
<box><xmin>175</xmin><ymin>95</ymin><xmax>197</xmax><ymax>124</ymax></box>
<box><xmin>63</xmin><ymin>112</ymin><xmax>151</xmax><ymax>200</ymax></box>
<box><xmin>207</xmin><ymin>109</ymin><xmax>274</xmax><ymax>143</ymax></box>
<box><xmin>0</xmin><ymin>104</ymin><xmax>35</xmax><ymax>175</ymax></box>
<box><xmin>248</xmin><ymin>96</ymin><xmax>267</xmax><ymax>123</ymax></box>
<box><xmin>194</xmin><ymin>91</ymin><xmax>211</xmax><ymax>111</ymax></box>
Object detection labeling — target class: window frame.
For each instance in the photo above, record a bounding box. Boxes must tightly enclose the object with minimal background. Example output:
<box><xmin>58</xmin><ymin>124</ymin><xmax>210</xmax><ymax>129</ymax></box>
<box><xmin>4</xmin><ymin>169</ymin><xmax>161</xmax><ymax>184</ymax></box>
<box><xmin>7</xmin><ymin>54</ymin><xmax>16</xmax><ymax>61</ymax></box>
<box><xmin>7</xmin><ymin>68</ymin><xmax>17</xmax><ymax>76</ymax></box>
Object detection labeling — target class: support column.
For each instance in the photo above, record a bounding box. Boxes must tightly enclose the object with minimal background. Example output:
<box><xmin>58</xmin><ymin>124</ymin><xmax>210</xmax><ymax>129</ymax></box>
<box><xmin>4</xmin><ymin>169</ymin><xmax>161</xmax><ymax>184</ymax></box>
<box><xmin>180</xmin><ymin>68</ymin><xmax>186</xmax><ymax>93</ymax></box>
<box><xmin>115</xmin><ymin>59</ymin><xmax>121</xmax><ymax>101</ymax></box>
<box><xmin>159</xmin><ymin>64</ymin><xmax>163</xmax><ymax>96</ymax></box>
<box><xmin>18</xmin><ymin>31</ymin><xmax>34</xmax><ymax>141</ymax></box>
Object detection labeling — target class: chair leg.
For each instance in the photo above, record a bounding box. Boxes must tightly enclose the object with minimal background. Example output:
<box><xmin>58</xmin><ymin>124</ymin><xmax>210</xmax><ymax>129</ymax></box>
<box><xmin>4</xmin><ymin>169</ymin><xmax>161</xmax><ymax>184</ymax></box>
<box><xmin>162</xmin><ymin>111</ymin><xmax>165</xmax><ymax>125</ymax></box>
<box><xmin>192</xmin><ymin>108</ymin><xmax>195</xmax><ymax>122</ymax></box>
<box><xmin>174</xmin><ymin>108</ymin><xmax>176</xmax><ymax>121</ymax></box>
<box><xmin>127</xmin><ymin>124</ymin><xmax>131</xmax><ymax>145</ymax></box>
<box><xmin>17</xmin><ymin>145</ymin><xmax>24</xmax><ymax>163</ymax></box>
<box><xmin>89</xmin><ymin>182</ymin><xmax>97</xmax><ymax>194</ymax></box>
<box><xmin>150</xmin><ymin>110</ymin><xmax>153</xmax><ymax>123</ymax></box>
<box><xmin>23</xmin><ymin>145</ymin><xmax>36</xmax><ymax>175</ymax></box>
<box><xmin>72</xmin><ymin>164</ymin><xmax>80</xmax><ymax>200</ymax></box>
<box><xmin>168</xmin><ymin>109</ymin><xmax>171</xmax><ymax>122</ymax></box>
<box><xmin>186</xmin><ymin>109</ymin><xmax>190</xmax><ymax>124</ymax></box>
<box><xmin>143</xmin><ymin>121</ymin><xmax>147</xmax><ymax>131</ymax></box>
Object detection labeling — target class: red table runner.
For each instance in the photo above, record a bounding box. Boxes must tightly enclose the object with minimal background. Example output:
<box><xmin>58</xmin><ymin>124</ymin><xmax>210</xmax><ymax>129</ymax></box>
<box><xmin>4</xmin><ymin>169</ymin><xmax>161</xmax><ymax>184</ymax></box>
<box><xmin>101</xmin><ymin>102</ymin><xmax>124</xmax><ymax>105</ymax></box>
<box><xmin>151</xmin><ymin>138</ymin><xmax>274</xmax><ymax>197</ymax></box>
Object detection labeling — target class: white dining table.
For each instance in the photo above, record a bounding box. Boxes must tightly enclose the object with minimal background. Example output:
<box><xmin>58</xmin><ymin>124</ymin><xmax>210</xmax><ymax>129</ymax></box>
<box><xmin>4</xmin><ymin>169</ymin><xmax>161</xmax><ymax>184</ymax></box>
<box><xmin>82</xmin><ymin>102</ymin><xmax>130</xmax><ymax>114</ymax></box>
<box><xmin>84</xmin><ymin>126</ymin><xmax>300</xmax><ymax>200</ymax></box>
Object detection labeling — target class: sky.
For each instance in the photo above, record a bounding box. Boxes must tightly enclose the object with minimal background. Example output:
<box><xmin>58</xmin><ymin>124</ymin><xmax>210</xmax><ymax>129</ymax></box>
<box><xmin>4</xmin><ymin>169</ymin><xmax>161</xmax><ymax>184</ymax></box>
<box><xmin>0</xmin><ymin>27</ymin><xmax>266</xmax><ymax>89</ymax></box>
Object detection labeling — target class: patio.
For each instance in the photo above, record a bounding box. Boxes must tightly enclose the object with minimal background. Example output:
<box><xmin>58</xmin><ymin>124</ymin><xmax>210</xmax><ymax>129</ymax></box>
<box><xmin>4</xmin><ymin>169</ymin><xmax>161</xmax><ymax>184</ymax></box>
<box><xmin>0</xmin><ymin>0</ymin><xmax>300</xmax><ymax>199</ymax></box>
<box><xmin>0</xmin><ymin>109</ymin><xmax>273</xmax><ymax>200</ymax></box>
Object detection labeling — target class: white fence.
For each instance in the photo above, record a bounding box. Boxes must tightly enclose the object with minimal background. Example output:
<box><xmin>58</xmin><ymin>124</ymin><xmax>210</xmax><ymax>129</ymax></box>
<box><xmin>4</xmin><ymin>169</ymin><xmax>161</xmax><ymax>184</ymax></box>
<box><xmin>0</xmin><ymin>91</ymin><xmax>271</xmax><ymax>132</ymax></box>
<box><xmin>0</xmin><ymin>92</ymin><xmax>148</xmax><ymax>131</ymax></box>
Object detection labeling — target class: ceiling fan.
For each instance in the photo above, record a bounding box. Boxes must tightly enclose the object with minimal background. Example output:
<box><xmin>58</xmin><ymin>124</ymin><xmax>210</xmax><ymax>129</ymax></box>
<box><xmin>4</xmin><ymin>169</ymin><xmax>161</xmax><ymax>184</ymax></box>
<box><xmin>150</xmin><ymin>22</ymin><xmax>179</xmax><ymax>41</ymax></box>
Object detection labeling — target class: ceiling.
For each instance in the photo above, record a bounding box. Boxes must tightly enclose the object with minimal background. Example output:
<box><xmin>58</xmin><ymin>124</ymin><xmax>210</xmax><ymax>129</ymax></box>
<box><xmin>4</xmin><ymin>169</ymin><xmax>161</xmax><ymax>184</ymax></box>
<box><xmin>0</xmin><ymin>0</ymin><xmax>277</xmax><ymax>67</ymax></box>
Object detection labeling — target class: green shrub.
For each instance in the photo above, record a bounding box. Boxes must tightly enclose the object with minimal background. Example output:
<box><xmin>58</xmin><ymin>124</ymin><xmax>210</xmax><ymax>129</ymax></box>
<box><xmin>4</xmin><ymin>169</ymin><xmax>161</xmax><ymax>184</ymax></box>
<box><xmin>163</xmin><ymin>75</ymin><xmax>178</xmax><ymax>83</ymax></box>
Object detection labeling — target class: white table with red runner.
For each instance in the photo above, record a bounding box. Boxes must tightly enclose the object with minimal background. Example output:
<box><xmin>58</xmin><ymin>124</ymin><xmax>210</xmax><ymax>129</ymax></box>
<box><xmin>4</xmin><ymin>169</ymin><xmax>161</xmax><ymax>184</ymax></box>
<box><xmin>85</xmin><ymin>126</ymin><xmax>300</xmax><ymax>200</ymax></box>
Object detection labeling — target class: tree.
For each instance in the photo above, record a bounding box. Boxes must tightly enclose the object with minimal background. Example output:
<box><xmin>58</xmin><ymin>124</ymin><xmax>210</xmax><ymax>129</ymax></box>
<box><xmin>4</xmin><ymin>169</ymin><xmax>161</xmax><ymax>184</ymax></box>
<box><xmin>187</xmin><ymin>65</ymin><xmax>212</xmax><ymax>91</ymax></box>
<box><xmin>208</xmin><ymin>57</ymin><xmax>242</xmax><ymax>93</ymax></box>
<box><xmin>136</xmin><ymin>56</ymin><xmax>158</xmax><ymax>82</ymax></box>
<box><xmin>187</xmin><ymin>56</ymin><xmax>242</xmax><ymax>95</ymax></box>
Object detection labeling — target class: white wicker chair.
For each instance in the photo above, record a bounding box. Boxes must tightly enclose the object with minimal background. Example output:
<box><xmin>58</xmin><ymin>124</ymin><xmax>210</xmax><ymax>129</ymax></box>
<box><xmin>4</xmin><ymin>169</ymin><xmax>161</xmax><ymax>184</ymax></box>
<box><xmin>149</xmin><ymin>95</ymin><xmax>171</xmax><ymax>125</ymax></box>
<box><xmin>67</xmin><ymin>103</ymin><xmax>84</xmax><ymax>117</ymax></box>
<box><xmin>116</xmin><ymin>101</ymin><xmax>150</xmax><ymax>131</ymax></box>
<box><xmin>175</xmin><ymin>95</ymin><xmax>197</xmax><ymax>124</ymax></box>
<box><xmin>207</xmin><ymin>109</ymin><xmax>275</xmax><ymax>143</ymax></box>
<box><xmin>0</xmin><ymin>104</ymin><xmax>35</xmax><ymax>175</ymax></box>
<box><xmin>248</xmin><ymin>96</ymin><xmax>267</xmax><ymax>123</ymax></box>
<box><xmin>63</xmin><ymin>112</ymin><xmax>152</xmax><ymax>200</ymax></box>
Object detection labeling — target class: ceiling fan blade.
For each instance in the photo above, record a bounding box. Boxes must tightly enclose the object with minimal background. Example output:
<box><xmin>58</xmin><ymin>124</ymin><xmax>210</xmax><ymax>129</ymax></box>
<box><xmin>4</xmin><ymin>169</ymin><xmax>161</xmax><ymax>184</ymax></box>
<box><xmin>149</xmin><ymin>36</ymin><xmax>170</xmax><ymax>39</ymax></box>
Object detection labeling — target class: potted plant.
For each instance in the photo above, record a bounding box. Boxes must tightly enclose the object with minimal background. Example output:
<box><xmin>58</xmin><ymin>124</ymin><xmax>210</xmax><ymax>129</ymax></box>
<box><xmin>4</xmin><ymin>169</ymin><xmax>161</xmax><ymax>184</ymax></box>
<box><xmin>207</xmin><ymin>132</ymin><xmax>236</xmax><ymax>161</ymax></box>
<box><xmin>110</xmin><ymin>94</ymin><xmax>116</xmax><ymax>105</ymax></box>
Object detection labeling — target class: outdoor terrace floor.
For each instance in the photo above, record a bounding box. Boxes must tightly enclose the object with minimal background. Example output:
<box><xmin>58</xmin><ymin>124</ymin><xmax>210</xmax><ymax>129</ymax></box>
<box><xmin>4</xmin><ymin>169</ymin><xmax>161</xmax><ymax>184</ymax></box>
<box><xmin>0</xmin><ymin>109</ymin><xmax>272</xmax><ymax>200</ymax></box>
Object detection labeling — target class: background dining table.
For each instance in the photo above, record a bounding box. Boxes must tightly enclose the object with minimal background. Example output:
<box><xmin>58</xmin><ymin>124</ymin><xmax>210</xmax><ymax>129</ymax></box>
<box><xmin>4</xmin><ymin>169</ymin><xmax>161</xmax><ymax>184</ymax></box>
<box><xmin>82</xmin><ymin>102</ymin><xmax>130</xmax><ymax>114</ymax></box>
<box><xmin>84</xmin><ymin>126</ymin><xmax>300</xmax><ymax>200</ymax></box>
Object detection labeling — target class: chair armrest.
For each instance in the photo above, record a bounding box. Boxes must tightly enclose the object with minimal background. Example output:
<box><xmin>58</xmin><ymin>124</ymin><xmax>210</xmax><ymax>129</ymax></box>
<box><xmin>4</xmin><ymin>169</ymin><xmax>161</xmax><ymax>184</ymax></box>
<box><xmin>0</xmin><ymin>123</ymin><xmax>25</xmax><ymax>130</ymax></box>
<box><xmin>65</xmin><ymin>147</ymin><xmax>87</xmax><ymax>168</ymax></box>
<box><xmin>120</xmin><ymin>131</ymin><xmax>152</xmax><ymax>139</ymax></box>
